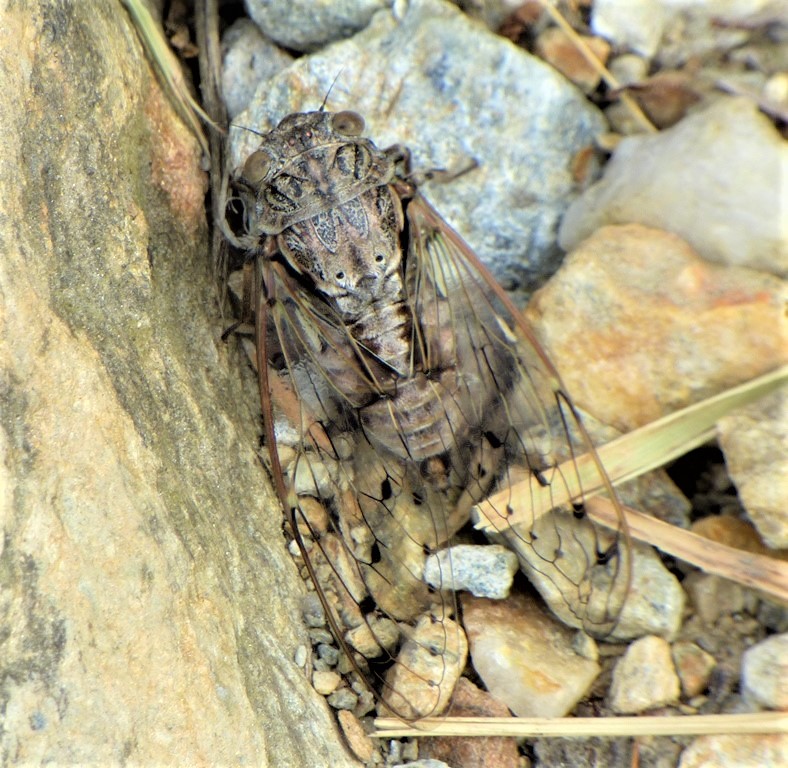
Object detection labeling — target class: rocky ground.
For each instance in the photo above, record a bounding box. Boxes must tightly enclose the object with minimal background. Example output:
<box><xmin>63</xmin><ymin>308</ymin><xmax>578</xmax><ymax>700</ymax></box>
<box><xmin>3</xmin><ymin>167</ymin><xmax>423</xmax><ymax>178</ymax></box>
<box><xmin>215</xmin><ymin>2</ymin><xmax>786</xmax><ymax>767</ymax></box>
<box><xmin>1</xmin><ymin>1</ymin><xmax>784</xmax><ymax>767</ymax></box>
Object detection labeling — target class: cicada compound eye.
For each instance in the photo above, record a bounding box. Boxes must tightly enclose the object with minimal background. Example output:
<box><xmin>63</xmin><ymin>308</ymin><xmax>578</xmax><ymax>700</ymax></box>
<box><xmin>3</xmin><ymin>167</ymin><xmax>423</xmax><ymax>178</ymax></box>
<box><xmin>331</xmin><ymin>110</ymin><xmax>365</xmax><ymax>137</ymax></box>
<box><xmin>242</xmin><ymin>150</ymin><xmax>272</xmax><ymax>187</ymax></box>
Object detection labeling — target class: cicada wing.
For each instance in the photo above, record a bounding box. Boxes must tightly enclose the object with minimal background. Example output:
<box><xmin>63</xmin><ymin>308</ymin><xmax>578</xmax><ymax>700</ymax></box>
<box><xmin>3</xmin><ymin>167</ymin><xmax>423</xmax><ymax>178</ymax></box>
<box><xmin>255</xmin><ymin>250</ymin><xmax>466</xmax><ymax>721</ymax></box>
<box><xmin>404</xmin><ymin>192</ymin><xmax>631</xmax><ymax>637</ymax></box>
<box><xmin>254</xmin><ymin>185</ymin><xmax>631</xmax><ymax>722</ymax></box>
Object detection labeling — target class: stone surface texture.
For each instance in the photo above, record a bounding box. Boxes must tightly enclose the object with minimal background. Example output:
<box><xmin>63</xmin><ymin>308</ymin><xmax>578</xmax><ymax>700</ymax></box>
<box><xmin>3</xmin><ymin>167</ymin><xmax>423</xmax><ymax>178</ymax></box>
<box><xmin>245</xmin><ymin>0</ymin><xmax>388</xmax><ymax>52</ymax></box>
<box><xmin>678</xmin><ymin>734</ymin><xmax>788</xmax><ymax>768</ymax></box>
<box><xmin>741</xmin><ymin>633</ymin><xmax>788</xmax><ymax>710</ymax></box>
<box><xmin>462</xmin><ymin>592</ymin><xmax>601</xmax><ymax>718</ymax></box>
<box><xmin>609</xmin><ymin>635</ymin><xmax>681</xmax><ymax>713</ymax></box>
<box><xmin>528</xmin><ymin>224</ymin><xmax>786</xmax><ymax>431</ymax></box>
<box><xmin>221</xmin><ymin>18</ymin><xmax>294</xmax><ymax>118</ymax></box>
<box><xmin>0</xmin><ymin>3</ymin><xmax>358</xmax><ymax>766</ymax></box>
<box><xmin>419</xmin><ymin>678</ymin><xmax>520</xmax><ymax>768</ymax></box>
<box><xmin>559</xmin><ymin>98</ymin><xmax>787</xmax><ymax>277</ymax></box>
<box><xmin>717</xmin><ymin>391</ymin><xmax>788</xmax><ymax>549</ymax></box>
<box><xmin>423</xmin><ymin>544</ymin><xmax>519</xmax><ymax>599</ymax></box>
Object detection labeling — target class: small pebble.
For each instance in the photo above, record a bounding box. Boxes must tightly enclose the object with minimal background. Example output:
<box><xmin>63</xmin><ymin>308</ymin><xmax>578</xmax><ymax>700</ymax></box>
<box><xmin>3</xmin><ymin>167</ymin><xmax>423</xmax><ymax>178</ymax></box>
<box><xmin>463</xmin><ymin>592</ymin><xmax>600</xmax><ymax>718</ymax></box>
<box><xmin>317</xmin><ymin>643</ymin><xmax>339</xmax><ymax>666</ymax></box>
<box><xmin>591</xmin><ymin>0</ymin><xmax>666</xmax><ymax>58</ymax></box>
<box><xmin>354</xmin><ymin>689</ymin><xmax>376</xmax><ymax>718</ymax></box>
<box><xmin>423</xmin><ymin>544</ymin><xmax>519</xmax><ymax>599</ymax></box>
<box><xmin>535</xmin><ymin>27</ymin><xmax>610</xmax><ymax>93</ymax></box>
<box><xmin>608</xmin><ymin>53</ymin><xmax>649</xmax><ymax>87</ymax></box>
<box><xmin>672</xmin><ymin>641</ymin><xmax>716</xmax><ymax>698</ymax></box>
<box><xmin>336</xmin><ymin>709</ymin><xmax>375</xmax><ymax>764</ymax></box>
<box><xmin>718</xmin><ymin>391</ymin><xmax>788</xmax><ymax>549</ymax></box>
<box><xmin>741</xmin><ymin>633</ymin><xmax>788</xmax><ymax>710</ymax></box>
<box><xmin>311</xmin><ymin>670</ymin><xmax>342</xmax><ymax>696</ymax></box>
<box><xmin>287</xmin><ymin>539</ymin><xmax>301</xmax><ymax>558</ymax></box>
<box><xmin>301</xmin><ymin>592</ymin><xmax>326</xmax><ymax>628</ymax></box>
<box><xmin>610</xmin><ymin>635</ymin><xmax>680</xmax><ymax>713</ymax></box>
<box><xmin>345</xmin><ymin>616</ymin><xmax>399</xmax><ymax>657</ymax></box>
<box><xmin>336</xmin><ymin>652</ymin><xmax>354</xmax><ymax>676</ymax></box>
<box><xmin>327</xmin><ymin>687</ymin><xmax>358</xmax><ymax>711</ymax></box>
<box><xmin>684</xmin><ymin>573</ymin><xmax>747</xmax><ymax>625</ymax></box>
<box><xmin>308</xmin><ymin>628</ymin><xmax>334</xmax><ymax>646</ymax></box>
<box><xmin>294</xmin><ymin>645</ymin><xmax>307</xmax><ymax>668</ymax></box>
<box><xmin>385</xmin><ymin>614</ymin><xmax>467</xmax><ymax>719</ymax></box>
<box><xmin>418</xmin><ymin>678</ymin><xmax>520</xmax><ymax>768</ymax></box>
<box><xmin>572</xmin><ymin>631</ymin><xmax>600</xmax><ymax>662</ymax></box>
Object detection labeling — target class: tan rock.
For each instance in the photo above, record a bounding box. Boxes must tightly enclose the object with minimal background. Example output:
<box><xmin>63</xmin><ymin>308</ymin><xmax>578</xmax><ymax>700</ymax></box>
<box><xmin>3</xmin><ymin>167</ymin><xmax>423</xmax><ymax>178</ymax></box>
<box><xmin>684</xmin><ymin>572</ymin><xmax>747</xmax><ymax>625</ymax></box>
<box><xmin>690</xmin><ymin>515</ymin><xmax>772</xmax><ymax>556</ymax></box>
<box><xmin>312</xmin><ymin>670</ymin><xmax>342</xmax><ymax>696</ymax></box>
<box><xmin>462</xmin><ymin>592</ymin><xmax>601</xmax><ymax>718</ymax></box>
<box><xmin>679</xmin><ymin>734</ymin><xmax>788</xmax><ymax>768</ymax></box>
<box><xmin>383</xmin><ymin>614</ymin><xmax>467</xmax><ymax>719</ymax></box>
<box><xmin>0</xmin><ymin>4</ymin><xmax>358</xmax><ymax>765</ymax></box>
<box><xmin>337</xmin><ymin>710</ymin><xmax>375</xmax><ymax>765</ymax></box>
<box><xmin>535</xmin><ymin>27</ymin><xmax>611</xmax><ymax>93</ymax></box>
<box><xmin>528</xmin><ymin>224</ymin><xmax>786</xmax><ymax>431</ymax></box>
<box><xmin>718</xmin><ymin>391</ymin><xmax>788</xmax><ymax>549</ymax></box>
<box><xmin>345</xmin><ymin>616</ymin><xmax>399</xmax><ymax>658</ymax></box>
<box><xmin>610</xmin><ymin>635</ymin><xmax>680</xmax><ymax>713</ymax></box>
<box><xmin>672</xmin><ymin>641</ymin><xmax>716</xmax><ymax>698</ymax></box>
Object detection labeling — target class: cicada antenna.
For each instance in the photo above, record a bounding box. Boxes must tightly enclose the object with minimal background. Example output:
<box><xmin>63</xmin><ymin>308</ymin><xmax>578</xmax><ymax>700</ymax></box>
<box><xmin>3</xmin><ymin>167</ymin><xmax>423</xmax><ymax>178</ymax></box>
<box><xmin>319</xmin><ymin>69</ymin><xmax>345</xmax><ymax>112</ymax></box>
<box><xmin>229</xmin><ymin>123</ymin><xmax>266</xmax><ymax>137</ymax></box>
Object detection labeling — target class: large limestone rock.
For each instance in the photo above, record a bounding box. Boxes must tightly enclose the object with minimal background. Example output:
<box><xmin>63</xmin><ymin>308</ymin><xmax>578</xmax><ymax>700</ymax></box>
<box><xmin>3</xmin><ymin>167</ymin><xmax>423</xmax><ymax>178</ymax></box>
<box><xmin>0</xmin><ymin>3</ymin><xmax>358</xmax><ymax>765</ymax></box>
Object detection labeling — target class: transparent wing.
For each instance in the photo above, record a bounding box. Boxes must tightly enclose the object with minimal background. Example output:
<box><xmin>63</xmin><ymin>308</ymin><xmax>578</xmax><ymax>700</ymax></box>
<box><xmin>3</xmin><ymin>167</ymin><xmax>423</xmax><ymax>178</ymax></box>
<box><xmin>254</xmin><ymin>189</ymin><xmax>631</xmax><ymax>722</ymax></box>
<box><xmin>405</xmin><ymin>192</ymin><xmax>631</xmax><ymax>635</ymax></box>
<box><xmin>255</xmin><ymin>252</ymin><xmax>467</xmax><ymax>721</ymax></box>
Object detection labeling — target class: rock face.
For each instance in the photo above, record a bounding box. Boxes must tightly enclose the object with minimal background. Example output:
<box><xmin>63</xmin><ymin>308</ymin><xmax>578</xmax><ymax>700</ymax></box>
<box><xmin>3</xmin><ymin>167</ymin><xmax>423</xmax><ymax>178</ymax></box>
<box><xmin>0</xmin><ymin>4</ymin><xmax>358</xmax><ymax>766</ymax></box>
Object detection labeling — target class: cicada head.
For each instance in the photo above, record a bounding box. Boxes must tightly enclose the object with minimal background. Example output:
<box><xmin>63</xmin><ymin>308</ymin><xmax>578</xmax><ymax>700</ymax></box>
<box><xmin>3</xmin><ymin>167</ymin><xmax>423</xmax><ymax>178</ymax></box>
<box><xmin>229</xmin><ymin>110</ymin><xmax>399</xmax><ymax>237</ymax></box>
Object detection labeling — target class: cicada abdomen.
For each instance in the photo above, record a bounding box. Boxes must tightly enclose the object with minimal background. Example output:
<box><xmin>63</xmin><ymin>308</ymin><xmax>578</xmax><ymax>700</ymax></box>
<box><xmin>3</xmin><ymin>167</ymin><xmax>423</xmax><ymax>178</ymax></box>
<box><xmin>226</xmin><ymin>109</ymin><xmax>630</xmax><ymax>720</ymax></box>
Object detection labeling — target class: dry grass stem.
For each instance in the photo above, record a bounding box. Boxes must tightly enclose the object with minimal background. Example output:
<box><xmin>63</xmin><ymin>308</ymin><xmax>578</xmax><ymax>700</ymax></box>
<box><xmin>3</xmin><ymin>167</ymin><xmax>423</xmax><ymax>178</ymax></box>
<box><xmin>537</xmin><ymin>0</ymin><xmax>657</xmax><ymax>133</ymax></box>
<box><xmin>373</xmin><ymin>711</ymin><xmax>788</xmax><ymax>739</ymax></box>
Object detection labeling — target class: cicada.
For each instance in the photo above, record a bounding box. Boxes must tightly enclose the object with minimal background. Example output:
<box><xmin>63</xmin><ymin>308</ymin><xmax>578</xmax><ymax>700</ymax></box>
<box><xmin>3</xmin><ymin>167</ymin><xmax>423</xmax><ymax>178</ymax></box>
<box><xmin>225</xmin><ymin>108</ymin><xmax>630</xmax><ymax>720</ymax></box>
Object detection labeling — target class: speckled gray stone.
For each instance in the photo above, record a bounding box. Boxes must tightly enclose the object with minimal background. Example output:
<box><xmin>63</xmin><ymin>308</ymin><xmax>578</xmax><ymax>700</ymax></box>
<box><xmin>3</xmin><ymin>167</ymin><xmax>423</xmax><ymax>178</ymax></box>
<box><xmin>423</xmin><ymin>544</ymin><xmax>519</xmax><ymax>599</ymax></box>
<box><xmin>221</xmin><ymin>19</ymin><xmax>293</xmax><ymax>118</ymax></box>
<box><xmin>244</xmin><ymin>0</ymin><xmax>389</xmax><ymax>52</ymax></box>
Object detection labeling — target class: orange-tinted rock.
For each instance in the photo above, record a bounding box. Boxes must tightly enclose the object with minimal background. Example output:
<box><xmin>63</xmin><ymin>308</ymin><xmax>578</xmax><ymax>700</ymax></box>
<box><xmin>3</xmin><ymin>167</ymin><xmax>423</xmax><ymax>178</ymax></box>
<box><xmin>462</xmin><ymin>592</ymin><xmax>600</xmax><ymax>717</ymax></box>
<box><xmin>679</xmin><ymin>734</ymin><xmax>788</xmax><ymax>768</ymax></box>
<box><xmin>420</xmin><ymin>678</ymin><xmax>519</xmax><ymax>768</ymax></box>
<box><xmin>528</xmin><ymin>224</ymin><xmax>785</xmax><ymax>431</ymax></box>
<box><xmin>672</xmin><ymin>641</ymin><xmax>716</xmax><ymax>698</ymax></box>
<box><xmin>690</xmin><ymin>516</ymin><xmax>772</xmax><ymax>555</ymax></box>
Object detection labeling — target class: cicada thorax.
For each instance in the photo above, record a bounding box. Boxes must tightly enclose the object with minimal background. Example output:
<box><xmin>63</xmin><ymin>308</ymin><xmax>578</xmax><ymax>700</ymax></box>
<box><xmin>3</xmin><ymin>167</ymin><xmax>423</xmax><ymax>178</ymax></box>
<box><xmin>228</xmin><ymin>108</ymin><xmax>630</xmax><ymax>721</ymax></box>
